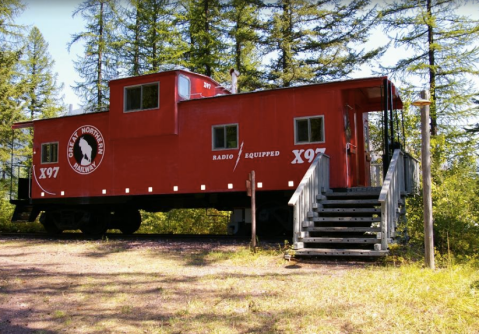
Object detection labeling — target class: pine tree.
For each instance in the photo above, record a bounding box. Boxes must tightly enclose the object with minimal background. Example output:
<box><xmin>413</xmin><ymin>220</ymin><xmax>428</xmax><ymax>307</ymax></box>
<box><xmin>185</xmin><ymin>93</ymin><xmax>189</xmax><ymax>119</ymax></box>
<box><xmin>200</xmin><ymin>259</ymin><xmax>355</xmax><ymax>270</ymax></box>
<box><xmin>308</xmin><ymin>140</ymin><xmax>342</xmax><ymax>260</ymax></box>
<box><xmin>0</xmin><ymin>0</ymin><xmax>24</xmax><ymax>45</ymax></box>
<box><xmin>20</xmin><ymin>27</ymin><xmax>64</xmax><ymax>120</ymax></box>
<box><xmin>0</xmin><ymin>50</ymin><xmax>26</xmax><ymax>168</ymax></box>
<box><xmin>224</xmin><ymin>0</ymin><xmax>265</xmax><ymax>92</ymax></box>
<box><xmin>264</xmin><ymin>0</ymin><xmax>381</xmax><ymax>88</ymax></box>
<box><xmin>0</xmin><ymin>0</ymin><xmax>26</xmax><ymax>172</ymax></box>
<box><xmin>379</xmin><ymin>0</ymin><xmax>479</xmax><ymax>137</ymax></box>
<box><xmin>119</xmin><ymin>0</ymin><xmax>187</xmax><ymax>76</ymax></box>
<box><xmin>69</xmin><ymin>0</ymin><xmax>119</xmax><ymax>112</ymax></box>
<box><xmin>178</xmin><ymin>0</ymin><xmax>231</xmax><ymax>80</ymax></box>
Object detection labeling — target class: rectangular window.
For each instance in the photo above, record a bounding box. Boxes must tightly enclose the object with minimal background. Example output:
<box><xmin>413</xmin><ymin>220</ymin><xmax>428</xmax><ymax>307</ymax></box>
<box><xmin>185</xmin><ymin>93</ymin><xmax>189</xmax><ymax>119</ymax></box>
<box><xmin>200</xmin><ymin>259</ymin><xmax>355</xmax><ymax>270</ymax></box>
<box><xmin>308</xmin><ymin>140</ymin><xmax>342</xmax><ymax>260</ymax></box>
<box><xmin>124</xmin><ymin>82</ymin><xmax>159</xmax><ymax>112</ymax></box>
<box><xmin>41</xmin><ymin>142</ymin><xmax>58</xmax><ymax>164</ymax></box>
<box><xmin>178</xmin><ymin>75</ymin><xmax>191</xmax><ymax>99</ymax></box>
<box><xmin>295</xmin><ymin>116</ymin><xmax>325</xmax><ymax>144</ymax></box>
<box><xmin>212</xmin><ymin>124</ymin><xmax>238</xmax><ymax>150</ymax></box>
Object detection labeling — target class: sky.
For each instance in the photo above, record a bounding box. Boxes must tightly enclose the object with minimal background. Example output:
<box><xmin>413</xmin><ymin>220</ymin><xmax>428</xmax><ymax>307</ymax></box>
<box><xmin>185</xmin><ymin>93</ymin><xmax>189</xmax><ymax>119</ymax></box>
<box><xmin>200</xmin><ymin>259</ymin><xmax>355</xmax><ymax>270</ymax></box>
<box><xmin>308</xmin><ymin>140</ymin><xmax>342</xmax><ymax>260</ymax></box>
<box><xmin>16</xmin><ymin>0</ymin><xmax>479</xmax><ymax>111</ymax></box>
<box><xmin>17</xmin><ymin>0</ymin><xmax>86</xmax><ymax>110</ymax></box>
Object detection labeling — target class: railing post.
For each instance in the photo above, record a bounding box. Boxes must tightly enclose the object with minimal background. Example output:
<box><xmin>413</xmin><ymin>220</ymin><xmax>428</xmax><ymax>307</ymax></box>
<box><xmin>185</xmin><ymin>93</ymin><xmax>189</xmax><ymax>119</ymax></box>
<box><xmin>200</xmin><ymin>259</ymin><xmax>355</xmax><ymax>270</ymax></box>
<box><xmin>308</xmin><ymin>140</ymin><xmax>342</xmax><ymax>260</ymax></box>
<box><xmin>381</xmin><ymin>201</ymin><xmax>388</xmax><ymax>250</ymax></box>
<box><xmin>293</xmin><ymin>204</ymin><xmax>299</xmax><ymax>248</ymax></box>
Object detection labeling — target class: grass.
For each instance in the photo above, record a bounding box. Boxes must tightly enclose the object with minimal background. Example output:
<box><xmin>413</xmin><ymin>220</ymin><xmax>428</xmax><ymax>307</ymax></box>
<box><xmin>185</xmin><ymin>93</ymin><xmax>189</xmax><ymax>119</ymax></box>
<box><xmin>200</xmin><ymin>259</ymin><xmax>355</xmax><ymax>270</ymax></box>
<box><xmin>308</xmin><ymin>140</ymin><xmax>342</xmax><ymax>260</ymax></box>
<box><xmin>0</xmin><ymin>238</ymin><xmax>478</xmax><ymax>333</ymax></box>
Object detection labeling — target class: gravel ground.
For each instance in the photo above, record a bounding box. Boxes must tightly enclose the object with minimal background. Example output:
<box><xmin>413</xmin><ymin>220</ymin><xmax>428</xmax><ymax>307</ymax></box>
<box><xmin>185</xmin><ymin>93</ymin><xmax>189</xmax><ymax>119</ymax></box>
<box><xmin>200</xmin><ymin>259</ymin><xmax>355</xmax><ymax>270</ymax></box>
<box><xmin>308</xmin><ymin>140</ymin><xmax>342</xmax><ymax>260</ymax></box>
<box><xmin>0</xmin><ymin>236</ymin><xmax>369</xmax><ymax>334</ymax></box>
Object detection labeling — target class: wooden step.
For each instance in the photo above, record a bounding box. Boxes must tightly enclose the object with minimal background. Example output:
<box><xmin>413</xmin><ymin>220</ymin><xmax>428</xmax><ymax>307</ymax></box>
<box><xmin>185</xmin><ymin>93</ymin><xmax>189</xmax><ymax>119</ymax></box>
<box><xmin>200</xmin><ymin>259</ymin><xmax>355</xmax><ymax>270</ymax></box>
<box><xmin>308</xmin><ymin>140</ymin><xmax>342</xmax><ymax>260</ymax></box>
<box><xmin>294</xmin><ymin>248</ymin><xmax>388</xmax><ymax>256</ymax></box>
<box><xmin>304</xmin><ymin>226</ymin><xmax>381</xmax><ymax>232</ymax></box>
<box><xmin>346</xmin><ymin>187</ymin><xmax>382</xmax><ymax>192</ymax></box>
<box><xmin>302</xmin><ymin>237</ymin><xmax>380</xmax><ymax>244</ymax></box>
<box><xmin>324</xmin><ymin>192</ymin><xmax>380</xmax><ymax>198</ymax></box>
<box><xmin>310</xmin><ymin>217</ymin><xmax>381</xmax><ymax>223</ymax></box>
<box><xmin>314</xmin><ymin>208</ymin><xmax>381</xmax><ymax>214</ymax></box>
<box><xmin>318</xmin><ymin>199</ymin><xmax>380</xmax><ymax>206</ymax></box>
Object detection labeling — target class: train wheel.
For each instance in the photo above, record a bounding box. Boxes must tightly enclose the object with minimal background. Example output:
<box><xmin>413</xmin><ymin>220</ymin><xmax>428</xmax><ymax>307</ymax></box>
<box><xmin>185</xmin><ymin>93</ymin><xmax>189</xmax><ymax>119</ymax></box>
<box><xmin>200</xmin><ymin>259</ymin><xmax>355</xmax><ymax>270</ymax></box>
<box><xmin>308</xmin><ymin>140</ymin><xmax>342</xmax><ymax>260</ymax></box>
<box><xmin>39</xmin><ymin>212</ymin><xmax>63</xmax><ymax>235</ymax></box>
<box><xmin>80</xmin><ymin>211</ymin><xmax>108</xmax><ymax>237</ymax></box>
<box><xmin>119</xmin><ymin>209</ymin><xmax>141</xmax><ymax>235</ymax></box>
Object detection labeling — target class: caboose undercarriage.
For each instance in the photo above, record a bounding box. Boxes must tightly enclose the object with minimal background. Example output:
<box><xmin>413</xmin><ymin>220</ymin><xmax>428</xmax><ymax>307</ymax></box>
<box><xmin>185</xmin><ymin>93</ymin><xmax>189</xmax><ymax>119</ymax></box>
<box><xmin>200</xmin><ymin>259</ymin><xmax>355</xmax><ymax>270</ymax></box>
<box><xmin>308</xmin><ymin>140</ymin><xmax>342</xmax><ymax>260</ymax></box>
<box><xmin>11</xmin><ymin>188</ymin><xmax>295</xmax><ymax>237</ymax></box>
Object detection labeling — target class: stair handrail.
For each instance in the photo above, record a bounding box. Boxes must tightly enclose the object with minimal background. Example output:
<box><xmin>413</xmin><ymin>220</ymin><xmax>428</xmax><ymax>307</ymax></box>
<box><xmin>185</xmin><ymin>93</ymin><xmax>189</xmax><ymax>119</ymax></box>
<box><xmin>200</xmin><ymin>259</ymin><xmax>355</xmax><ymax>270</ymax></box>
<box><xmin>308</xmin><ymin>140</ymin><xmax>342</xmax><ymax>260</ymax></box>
<box><xmin>288</xmin><ymin>153</ymin><xmax>330</xmax><ymax>249</ymax></box>
<box><xmin>378</xmin><ymin>149</ymin><xmax>404</xmax><ymax>250</ymax></box>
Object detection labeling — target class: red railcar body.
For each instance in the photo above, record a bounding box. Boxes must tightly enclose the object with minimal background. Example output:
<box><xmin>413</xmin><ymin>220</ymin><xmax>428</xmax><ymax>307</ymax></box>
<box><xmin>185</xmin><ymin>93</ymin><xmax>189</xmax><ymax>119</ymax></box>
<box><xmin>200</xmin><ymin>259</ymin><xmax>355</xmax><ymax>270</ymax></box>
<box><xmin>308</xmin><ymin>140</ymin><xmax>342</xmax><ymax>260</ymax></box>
<box><xmin>12</xmin><ymin>70</ymin><xmax>402</xmax><ymax>235</ymax></box>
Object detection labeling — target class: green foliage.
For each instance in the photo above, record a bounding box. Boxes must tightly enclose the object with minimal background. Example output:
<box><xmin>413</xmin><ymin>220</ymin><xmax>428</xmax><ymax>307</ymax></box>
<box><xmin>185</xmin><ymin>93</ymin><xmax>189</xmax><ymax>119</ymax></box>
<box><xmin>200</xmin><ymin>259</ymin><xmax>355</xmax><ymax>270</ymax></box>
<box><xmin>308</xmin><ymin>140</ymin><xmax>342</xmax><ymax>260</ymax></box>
<box><xmin>138</xmin><ymin>209</ymin><xmax>229</xmax><ymax>234</ymax></box>
<box><xmin>119</xmin><ymin>0</ymin><xmax>187</xmax><ymax>76</ymax></box>
<box><xmin>263</xmin><ymin>0</ymin><xmax>382</xmax><ymax>88</ymax></box>
<box><xmin>0</xmin><ymin>0</ymin><xmax>24</xmax><ymax>44</ymax></box>
<box><xmin>223</xmin><ymin>0</ymin><xmax>265</xmax><ymax>92</ymax></box>
<box><xmin>379</xmin><ymin>0</ymin><xmax>479</xmax><ymax>138</ymax></box>
<box><xmin>69</xmin><ymin>0</ymin><xmax>120</xmax><ymax>112</ymax></box>
<box><xmin>178</xmin><ymin>0</ymin><xmax>231</xmax><ymax>80</ymax></box>
<box><xmin>0</xmin><ymin>49</ymin><xmax>28</xmax><ymax>167</ymax></box>
<box><xmin>19</xmin><ymin>26</ymin><xmax>64</xmax><ymax>120</ymax></box>
<box><xmin>406</xmin><ymin>160</ymin><xmax>479</xmax><ymax>258</ymax></box>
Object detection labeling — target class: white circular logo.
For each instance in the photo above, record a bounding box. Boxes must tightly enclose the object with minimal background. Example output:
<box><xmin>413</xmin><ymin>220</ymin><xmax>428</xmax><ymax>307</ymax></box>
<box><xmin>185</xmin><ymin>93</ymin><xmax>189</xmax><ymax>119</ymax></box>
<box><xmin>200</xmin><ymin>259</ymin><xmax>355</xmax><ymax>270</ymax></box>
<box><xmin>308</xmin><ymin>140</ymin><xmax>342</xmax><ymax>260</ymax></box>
<box><xmin>67</xmin><ymin>125</ymin><xmax>105</xmax><ymax>175</ymax></box>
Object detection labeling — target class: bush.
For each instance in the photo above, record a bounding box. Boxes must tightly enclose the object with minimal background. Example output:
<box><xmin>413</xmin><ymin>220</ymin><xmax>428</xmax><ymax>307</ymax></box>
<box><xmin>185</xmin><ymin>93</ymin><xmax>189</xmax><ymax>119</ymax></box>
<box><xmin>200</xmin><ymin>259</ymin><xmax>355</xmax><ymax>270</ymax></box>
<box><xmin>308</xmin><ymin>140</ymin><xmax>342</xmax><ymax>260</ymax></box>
<box><xmin>139</xmin><ymin>209</ymin><xmax>230</xmax><ymax>234</ymax></box>
<box><xmin>406</xmin><ymin>161</ymin><xmax>479</xmax><ymax>257</ymax></box>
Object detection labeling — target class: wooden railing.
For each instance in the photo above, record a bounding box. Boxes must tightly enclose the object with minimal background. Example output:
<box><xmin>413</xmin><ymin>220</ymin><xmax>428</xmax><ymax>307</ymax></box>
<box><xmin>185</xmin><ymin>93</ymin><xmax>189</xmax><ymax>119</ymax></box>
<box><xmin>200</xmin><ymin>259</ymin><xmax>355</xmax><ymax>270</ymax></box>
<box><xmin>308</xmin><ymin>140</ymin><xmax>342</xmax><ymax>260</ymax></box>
<box><xmin>404</xmin><ymin>153</ymin><xmax>420</xmax><ymax>195</ymax></box>
<box><xmin>288</xmin><ymin>153</ymin><xmax>330</xmax><ymax>249</ymax></box>
<box><xmin>378</xmin><ymin>149</ymin><xmax>406</xmax><ymax>250</ymax></box>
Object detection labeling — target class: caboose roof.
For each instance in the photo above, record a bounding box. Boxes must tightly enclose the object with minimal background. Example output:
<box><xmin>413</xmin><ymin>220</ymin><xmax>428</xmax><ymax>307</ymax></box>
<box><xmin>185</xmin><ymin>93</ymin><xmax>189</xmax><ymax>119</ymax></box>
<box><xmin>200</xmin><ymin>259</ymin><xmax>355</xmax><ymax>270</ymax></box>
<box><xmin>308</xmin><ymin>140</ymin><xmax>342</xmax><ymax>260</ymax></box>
<box><xmin>179</xmin><ymin>75</ymin><xmax>402</xmax><ymax>112</ymax></box>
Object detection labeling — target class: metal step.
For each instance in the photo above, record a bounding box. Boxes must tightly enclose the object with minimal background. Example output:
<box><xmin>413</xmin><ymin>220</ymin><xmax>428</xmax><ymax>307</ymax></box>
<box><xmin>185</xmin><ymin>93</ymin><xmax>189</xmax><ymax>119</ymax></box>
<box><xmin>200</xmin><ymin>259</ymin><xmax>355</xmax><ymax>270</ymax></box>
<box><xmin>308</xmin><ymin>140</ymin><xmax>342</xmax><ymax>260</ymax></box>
<box><xmin>304</xmin><ymin>226</ymin><xmax>381</xmax><ymax>232</ymax></box>
<box><xmin>294</xmin><ymin>248</ymin><xmax>388</xmax><ymax>256</ymax></box>
<box><xmin>302</xmin><ymin>237</ymin><xmax>380</xmax><ymax>244</ymax></box>
<box><xmin>11</xmin><ymin>204</ymin><xmax>38</xmax><ymax>222</ymax></box>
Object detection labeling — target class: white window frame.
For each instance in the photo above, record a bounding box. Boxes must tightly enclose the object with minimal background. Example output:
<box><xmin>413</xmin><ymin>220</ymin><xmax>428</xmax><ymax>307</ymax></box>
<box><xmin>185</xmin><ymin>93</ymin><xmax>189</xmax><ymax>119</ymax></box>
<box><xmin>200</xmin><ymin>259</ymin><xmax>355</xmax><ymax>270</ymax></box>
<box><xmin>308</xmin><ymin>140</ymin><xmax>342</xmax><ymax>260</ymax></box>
<box><xmin>294</xmin><ymin>115</ymin><xmax>325</xmax><ymax>145</ymax></box>
<box><xmin>41</xmin><ymin>142</ymin><xmax>59</xmax><ymax>164</ymax></box>
<box><xmin>178</xmin><ymin>74</ymin><xmax>191</xmax><ymax>100</ymax></box>
<box><xmin>212</xmin><ymin>123</ymin><xmax>239</xmax><ymax>151</ymax></box>
<box><xmin>124</xmin><ymin>82</ymin><xmax>160</xmax><ymax>113</ymax></box>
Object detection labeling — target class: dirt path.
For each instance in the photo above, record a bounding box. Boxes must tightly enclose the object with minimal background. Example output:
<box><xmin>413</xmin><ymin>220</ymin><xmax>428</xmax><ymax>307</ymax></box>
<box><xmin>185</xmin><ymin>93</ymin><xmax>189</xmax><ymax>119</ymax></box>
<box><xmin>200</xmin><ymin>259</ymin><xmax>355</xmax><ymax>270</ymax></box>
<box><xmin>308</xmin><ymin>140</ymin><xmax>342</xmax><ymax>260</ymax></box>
<box><xmin>1</xmin><ymin>237</ymin><xmax>366</xmax><ymax>334</ymax></box>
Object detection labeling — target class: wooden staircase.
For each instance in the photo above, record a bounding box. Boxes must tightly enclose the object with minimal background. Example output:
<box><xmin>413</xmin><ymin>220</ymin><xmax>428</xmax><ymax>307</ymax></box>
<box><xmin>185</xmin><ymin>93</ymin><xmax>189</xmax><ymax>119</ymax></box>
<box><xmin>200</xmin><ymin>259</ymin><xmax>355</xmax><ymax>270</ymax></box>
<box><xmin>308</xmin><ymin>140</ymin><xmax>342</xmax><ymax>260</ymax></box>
<box><xmin>288</xmin><ymin>150</ymin><xmax>419</xmax><ymax>258</ymax></box>
<box><xmin>295</xmin><ymin>188</ymin><xmax>389</xmax><ymax>256</ymax></box>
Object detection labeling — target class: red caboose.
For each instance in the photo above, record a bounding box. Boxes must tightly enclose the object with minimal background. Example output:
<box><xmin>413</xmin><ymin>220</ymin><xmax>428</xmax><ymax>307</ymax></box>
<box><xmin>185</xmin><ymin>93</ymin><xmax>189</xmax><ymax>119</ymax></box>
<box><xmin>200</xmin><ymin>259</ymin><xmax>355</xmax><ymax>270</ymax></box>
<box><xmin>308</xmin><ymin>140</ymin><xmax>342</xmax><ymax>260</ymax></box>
<box><xmin>11</xmin><ymin>69</ymin><xmax>406</xmax><ymax>239</ymax></box>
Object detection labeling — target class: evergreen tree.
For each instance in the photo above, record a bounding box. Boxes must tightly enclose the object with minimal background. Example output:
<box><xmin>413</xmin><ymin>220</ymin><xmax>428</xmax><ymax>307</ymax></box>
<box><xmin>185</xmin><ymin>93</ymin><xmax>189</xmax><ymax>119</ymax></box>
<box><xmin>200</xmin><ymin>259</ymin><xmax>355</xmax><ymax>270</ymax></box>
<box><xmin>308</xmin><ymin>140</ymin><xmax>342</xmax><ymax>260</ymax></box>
<box><xmin>263</xmin><ymin>0</ymin><xmax>381</xmax><ymax>88</ymax></box>
<box><xmin>20</xmin><ymin>27</ymin><xmax>64</xmax><ymax>120</ymax></box>
<box><xmin>379</xmin><ymin>0</ymin><xmax>479</xmax><ymax>137</ymax></box>
<box><xmin>69</xmin><ymin>0</ymin><xmax>119</xmax><ymax>112</ymax></box>
<box><xmin>0</xmin><ymin>50</ymin><xmax>26</xmax><ymax>168</ymax></box>
<box><xmin>120</xmin><ymin>0</ymin><xmax>187</xmax><ymax>76</ymax></box>
<box><xmin>224</xmin><ymin>0</ymin><xmax>265</xmax><ymax>92</ymax></box>
<box><xmin>0</xmin><ymin>0</ymin><xmax>24</xmax><ymax>45</ymax></box>
<box><xmin>0</xmin><ymin>0</ymin><xmax>26</xmax><ymax>172</ymax></box>
<box><xmin>178</xmin><ymin>0</ymin><xmax>231</xmax><ymax>80</ymax></box>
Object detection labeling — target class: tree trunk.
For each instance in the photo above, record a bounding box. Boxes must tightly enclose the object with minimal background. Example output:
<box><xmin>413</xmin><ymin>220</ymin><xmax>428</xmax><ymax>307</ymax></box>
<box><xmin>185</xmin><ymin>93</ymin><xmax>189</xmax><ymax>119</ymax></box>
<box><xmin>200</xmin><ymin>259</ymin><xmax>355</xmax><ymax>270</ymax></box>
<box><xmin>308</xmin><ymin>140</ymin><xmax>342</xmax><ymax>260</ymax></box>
<box><xmin>427</xmin><ymin>0</ymin><xmax>437</xmax><ymax>136</ymax></box>
<box><xmin>97</xmin><ymin>1</ymin><xmax>104</xmax><ymax>111</ymax></box>
<box><xmin>133</xmin><ymin>4</ymin><xmax>140</xmax><ymax>76</ymax></box>
<box><xmin>204</xmin><ymin>0</ymin><xmax>211</xmax><ymax>77</ymax></box>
